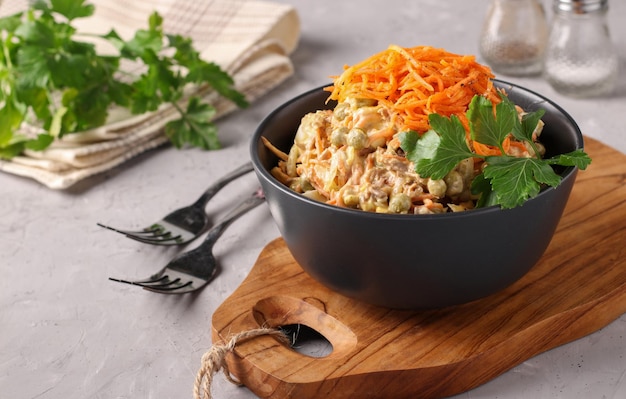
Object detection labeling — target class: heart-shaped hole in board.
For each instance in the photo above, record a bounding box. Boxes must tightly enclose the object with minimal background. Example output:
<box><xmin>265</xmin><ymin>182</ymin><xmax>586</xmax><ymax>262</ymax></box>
<box><xmin>252</xmin><ymin>295</ymin><xmax>357</xmax><ymax>358</ymax></box>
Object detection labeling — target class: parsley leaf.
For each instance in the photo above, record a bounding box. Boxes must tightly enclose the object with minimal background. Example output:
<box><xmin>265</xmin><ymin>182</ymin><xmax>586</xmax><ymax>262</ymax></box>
<box><xmin>482</xmin><ymin>156</ymin><xmax>562</xmax><ymax>209</ymax></box>
<box><xmin>398</xmin><ymin>129</ymin><xmax>438</xmax><ymax>169</ymax></box>
<box><xmin>187</xmin><ymin>60</ymin><xmax>248</xmax><ymax>108</ymax></box>
<box><xmin>401</xmin><ymin>114</ymin><xmax>475</xmax><ymax>180</ymax></box>
<box><xmin>120</xmin><ymin>13</ymin><xmax>164</xmax><ymax>58</ymax></box>
<box><xmin>467</xmin><ymin>94</ymin><xmax>517</xmax><ymax>152</ymax></box>
<box><xmin>471</xmin><ymin>173</ymin><xmax>499</xmax><ymax>209</ymax></box>
<box><xmin>165</xmin><ymin>97</ymin><xmax>219</xmax><ymax>149</ymax></box>
<box><xmin>511</xmin><ymin>108</ymin><xmax>545</xmax><ymax>144</ymax></box>
<box><xmin>25</xmin><ymin>133</ymin><xmax>54</xmax><ymax>150</ymax></box>
<box><xmin>545</xmin><ymin>149</ymin><xmax>592</xmax><ymax>169</ymax></box>
<box><xmin>0</xmin><ymin>98</ymin><xmax>23</xmax><ymax>144</ymax></box>
<box><xmin>32</xmin><ymin>0</ymin><xmax>95</xmax><ymax>20</ymax></box>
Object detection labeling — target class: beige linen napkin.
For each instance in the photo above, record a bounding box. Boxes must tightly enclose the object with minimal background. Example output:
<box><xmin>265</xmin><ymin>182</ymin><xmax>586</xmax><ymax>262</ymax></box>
<box><xmin>0</xmin><ymin>0</ymin><xmax>300</xmax><ymax>189</ymax></box>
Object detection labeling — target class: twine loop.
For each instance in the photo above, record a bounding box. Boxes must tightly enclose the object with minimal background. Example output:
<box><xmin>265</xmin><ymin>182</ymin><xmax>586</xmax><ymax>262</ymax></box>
<box><xmin>193</xmin><ymin>327</ymin><xmax>288</xmax><ymax>399</ymax></box>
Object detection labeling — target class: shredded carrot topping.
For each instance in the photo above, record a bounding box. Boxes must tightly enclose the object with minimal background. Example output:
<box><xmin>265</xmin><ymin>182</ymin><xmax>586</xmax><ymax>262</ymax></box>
<box><xmin>325</xmin><ymin>45</ymin><xmax>501</xmax><ymax>135</ymax></box>
<box><xmin>264</xmin><ymin>45</ymin><xmax>544</xmax><ymax>214</ymax></box>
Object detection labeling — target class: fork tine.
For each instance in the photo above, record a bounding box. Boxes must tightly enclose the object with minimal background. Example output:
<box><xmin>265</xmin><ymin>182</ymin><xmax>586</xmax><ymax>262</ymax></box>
<box><xmin>109</xmin><ymin>275</ymin><xmax>198</xmax><ymax>293</ymax></box>
<box><xmin>136</xmin><ymin>277</ymin><xmax>183</xmax><ymax>288</ymax></box>
<box><xmin>142</xmin><ymin>281</ymin><xmax>196</xmax><ymax>293</ymax></box>
<box><xmin>125</xmin><ymin>233</ymin><xmax>184</xmax><ymax>245</ymax></box>
<box><xmin>98</xmin><ymin>222</ymin><xmax>186</xmax><ymax>245</ymax></box>
<box><xmin>109</xmin><ymin>275</ymin><xmax>185</xmax><ymax>288</ymax></box>
<box><xmin>108</xmin><ymin>275</ymin><xmax>168</xmax><ymax>285</ymax></box>
<box><xmin>96</xmin><ymin>222</ymin><xmax>163</xmax><ymax>236</ymax></box>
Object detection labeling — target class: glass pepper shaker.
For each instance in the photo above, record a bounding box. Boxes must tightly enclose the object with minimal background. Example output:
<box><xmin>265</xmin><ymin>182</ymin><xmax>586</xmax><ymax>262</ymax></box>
<box><xmin>479</xmin><ymin>0</ymin><xmax>549</xmax><ymax>76</ymax></box>
<box><xmin>544</xmin><ymin>0</ymin><xmax>619</xmax><ymax>97</ymax></box>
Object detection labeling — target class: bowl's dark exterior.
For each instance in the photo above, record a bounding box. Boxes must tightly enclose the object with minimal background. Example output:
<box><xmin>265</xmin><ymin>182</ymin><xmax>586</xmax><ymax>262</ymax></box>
<box><xmin>251</xmin><ymin>81</ymin><xmax>583</xmax><ymax>309</ymax></box>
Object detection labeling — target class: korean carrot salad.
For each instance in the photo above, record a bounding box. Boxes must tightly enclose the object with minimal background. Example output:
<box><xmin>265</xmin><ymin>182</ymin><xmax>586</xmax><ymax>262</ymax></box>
<box><xmin>265</xmin><ymin>45</ymin><xmax>551</xmax><ymax>214</ymax></box>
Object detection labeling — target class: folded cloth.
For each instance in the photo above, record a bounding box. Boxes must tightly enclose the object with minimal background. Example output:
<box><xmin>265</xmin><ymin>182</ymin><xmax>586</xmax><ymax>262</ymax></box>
<box><xmin>0</xmin><ymin>0</ymin><xmax>300</xmax><ymax>189</ymax></box>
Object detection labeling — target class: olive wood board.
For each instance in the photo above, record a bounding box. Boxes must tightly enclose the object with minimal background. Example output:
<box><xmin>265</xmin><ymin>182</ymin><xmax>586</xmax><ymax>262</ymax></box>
<box><xmin>212</xmin><ymin>137</ymin><xmax>626</xmax><ymax>399</ymax></box>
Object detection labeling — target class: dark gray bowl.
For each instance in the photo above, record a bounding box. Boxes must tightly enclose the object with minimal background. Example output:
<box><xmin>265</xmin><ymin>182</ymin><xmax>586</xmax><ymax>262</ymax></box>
<box><xmin>250</xmin><ymin>80</ymin><xmax>583</xmax><ymax>309</ymax></box>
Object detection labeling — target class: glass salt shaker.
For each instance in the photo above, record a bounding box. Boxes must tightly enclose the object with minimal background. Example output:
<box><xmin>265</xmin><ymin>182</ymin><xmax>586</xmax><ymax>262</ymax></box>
<box><xmin>479</xmin><ymin>0</ymin><xmax>549</xmax><ymax>76</ymax></box>
<box><xmin>544</xmin><ymin>0</ymin><xmax>619</xmax><ymax>97</ymax></box>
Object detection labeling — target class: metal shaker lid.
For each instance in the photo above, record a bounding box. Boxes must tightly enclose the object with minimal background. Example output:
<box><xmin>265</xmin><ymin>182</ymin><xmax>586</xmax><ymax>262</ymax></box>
<box><xmin>554</xmin><ymin>0</ymin><xmax>608</xmax><ymax>13</ymax></box>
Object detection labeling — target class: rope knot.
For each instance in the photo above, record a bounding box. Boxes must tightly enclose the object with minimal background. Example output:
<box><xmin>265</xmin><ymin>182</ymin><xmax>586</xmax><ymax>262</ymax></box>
<box><xmin>193</xmin><ymin>327</ymin><xmax>288</xmax><ymax>399</ymax></box>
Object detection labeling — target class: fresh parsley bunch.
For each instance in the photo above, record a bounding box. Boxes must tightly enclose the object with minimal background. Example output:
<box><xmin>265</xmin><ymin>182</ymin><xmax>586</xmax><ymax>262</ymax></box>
<box><xmin>0</xmin><ymin>0</ymin><xmax>248</xmax><ymax>159</ymax></box>
<box><xmin>399</xmin><ymin>93</ymin><xmax>591</xmax><ymax>209</ymax></box>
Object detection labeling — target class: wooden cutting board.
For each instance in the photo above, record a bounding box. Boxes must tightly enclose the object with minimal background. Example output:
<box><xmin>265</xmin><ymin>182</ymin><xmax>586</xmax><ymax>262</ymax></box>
<box><xmin>212</xmin><ymin>137</ymin><xmax>626</xmax><ymax>399</ymax></box>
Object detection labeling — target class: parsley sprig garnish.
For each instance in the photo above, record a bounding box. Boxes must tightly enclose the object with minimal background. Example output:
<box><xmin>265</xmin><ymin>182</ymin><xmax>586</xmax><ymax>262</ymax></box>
<box><xmin>399</xmin><ymin>93</ymin><xmax>591</xmax><ymax>209</ymax></box>
<box><xmin>0</xmin><ymin>0</ymin><xmax>248</xmax><ymax>159</ymax></box>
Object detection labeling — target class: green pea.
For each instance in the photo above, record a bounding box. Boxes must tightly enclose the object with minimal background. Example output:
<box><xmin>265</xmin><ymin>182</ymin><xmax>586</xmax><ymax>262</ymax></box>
<box><xmin>347</xmin><ymin>128</ymin><xmax>367</xmax><ymax>150</ymax></box>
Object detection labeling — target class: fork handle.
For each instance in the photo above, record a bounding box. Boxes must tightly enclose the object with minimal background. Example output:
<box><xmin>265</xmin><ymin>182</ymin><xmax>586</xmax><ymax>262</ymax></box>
<box><xmin>199</xmin><ymin>189</ymin><xmax>266</xmax><ymax>249</ymax></box>
<box><xmin>192</xmin><ymin>161</ymin><xmax>254</xmax><ymax>209</ymax></box>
